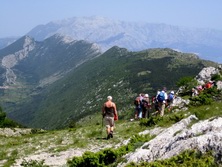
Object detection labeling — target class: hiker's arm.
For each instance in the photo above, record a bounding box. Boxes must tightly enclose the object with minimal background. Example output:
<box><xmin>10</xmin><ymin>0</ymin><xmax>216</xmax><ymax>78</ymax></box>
<box><xmin>113</xmin><ymin>103</ymin><xmax>117</xmax><ymax>116</ymax></box>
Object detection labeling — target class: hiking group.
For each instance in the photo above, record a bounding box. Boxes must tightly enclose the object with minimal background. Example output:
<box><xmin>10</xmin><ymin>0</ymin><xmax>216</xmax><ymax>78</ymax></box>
<box><xmin>101</xmin><ymin>79</ymin><xmax>217</xmax><ymax>140</ymax></box>
<box><xmin>134</xmin><ymin>87</ymin><xmax>175</xmax><ymax>120</ymax></box>
<box><xmin>191</xmin><ymin>80</ymin><xmax>215</xmax><ymax>97</ymax></box>
<box><xmin>101</xmin><ymin>88</ymin><xmax>175</xmax><ymax>140</ymax></box>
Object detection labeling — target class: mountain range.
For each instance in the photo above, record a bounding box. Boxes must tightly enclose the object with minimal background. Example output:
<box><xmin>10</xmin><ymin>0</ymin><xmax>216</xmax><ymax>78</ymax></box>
<box><xmin>0</xmin><ymin>33</ymin><xmax>218</xmax><ymax>129</ymax></box>
<box><xmin>1</xmin><ymin>16</ymin><xmax>222</xmax><ymax>63</ymax></box>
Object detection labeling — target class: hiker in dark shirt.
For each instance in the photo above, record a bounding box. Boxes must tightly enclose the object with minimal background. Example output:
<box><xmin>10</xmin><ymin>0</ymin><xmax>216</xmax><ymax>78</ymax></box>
<box><xmin>141</xmin><ymin>94</ymin><xmax>150</xmax><ymax>118</ymax></box>
<box><xmin>134</xmin><ymin>94</ymin><xmax>143</xmax><ymax>119</ymax></box>
<box><xmin>102</xmin><ymin>96</ymin><xmax>118</xmax><ymax>140</ymax></box>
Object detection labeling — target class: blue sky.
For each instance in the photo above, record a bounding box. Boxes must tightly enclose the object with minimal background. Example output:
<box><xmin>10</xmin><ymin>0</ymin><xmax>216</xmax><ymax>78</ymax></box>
<box><xmin>1</xmin><ymin>0</ymin><xmax>222</xmax><ymax>38</ymax></box>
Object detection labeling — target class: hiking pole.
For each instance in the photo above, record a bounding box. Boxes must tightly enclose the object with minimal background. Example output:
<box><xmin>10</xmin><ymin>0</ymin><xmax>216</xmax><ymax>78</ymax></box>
<box><xmin>101</xmin><ymin>114</ymin><xmax>104</xmax><ymax>139</ymax></box>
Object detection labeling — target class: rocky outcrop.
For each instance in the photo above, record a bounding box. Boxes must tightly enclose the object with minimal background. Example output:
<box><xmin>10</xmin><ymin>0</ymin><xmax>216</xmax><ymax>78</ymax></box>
<box><xmin>0</xmin><ymin>128</ymin><xmax>33</xmax><ymax>137</ymax></box>
<box><xmin>172</xmin><ymin>96</ymin><xmax>190</xmax><ymax>111</ymax></box>
<box><xmin>1</xmin><ymin>36</ymin><xmax>35</xmax><ymax>86</ymax></box>
<box><xmin>195</xmin><ymin>66</ymin><xmax>222</xmax><ymax>91</ymax></box>
<box><xmin>119</xmin><ymin>115</ymin><xmax>222</xmax><ymax>166</ymax></box>
<box><xmin>195</xmin><ymin>66</ymin><xmax>221</xmax><ymax>85</ymax></box>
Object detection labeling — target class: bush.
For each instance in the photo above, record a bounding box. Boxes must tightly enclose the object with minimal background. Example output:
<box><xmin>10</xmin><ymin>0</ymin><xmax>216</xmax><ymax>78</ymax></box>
<box><xmin>139</xmin><ymin>117</ymin><xmax>162</xmax><ymax>127</ymax></box>
<box><xmin>176</xmin><ymin>76</ymin><xmax>194</xmax><ymax>87</ymax></box>
<box><xmin>67</xmin><ymin>134</ymin><xmax>153</xmax><ymax>167</ymax></box>
<box><xmin>21</xmin><ymin>159</ymin><xmax>49</xmax><ymax>167</ymax></box>
<box><xmin>189</xmin><ymin>87</ymin><xmax>221</xmax><ymax>106</ymax></box>
<box><xmin>139</xmin><ymin>113</ymin><xmax>184</xmax><ymax>128</ymax></box>
<box><xmin>0</xmin><ymin>111</ymin><xmax>6</xmax><ymax>122</ymax></box>
<box><xmin>0</xmin><ymin>107</ymin><xmax>22</xmax><ymax>128</ymax></box>
<box><xmin>211</xmin><ymin>74</ymin><xmax>222</xmax><ymax>81</ymax></box>
<box><xmin>125</xmin><ymin>150</ymin><xmax>217</xmax><ymax>167</ymax></box>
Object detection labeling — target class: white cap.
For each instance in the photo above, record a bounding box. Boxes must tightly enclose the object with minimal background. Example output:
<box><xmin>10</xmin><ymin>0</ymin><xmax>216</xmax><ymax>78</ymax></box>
<box><xmin>170</xmin><ymin>91</ymin><xmax>174</xmax><ymax>94</ymax></box>
<box><xmin>144</xmin><ymin>94</ymin><xmax>149</xmax><ymax>97</ymax></box>
<box><xmin>107</xmin><ymin>96</ymin><xmax>112</xmax><ymax>100</ymax></box>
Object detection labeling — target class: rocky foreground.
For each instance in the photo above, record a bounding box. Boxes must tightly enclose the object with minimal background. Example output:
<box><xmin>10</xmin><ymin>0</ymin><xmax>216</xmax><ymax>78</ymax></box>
<box><xmin>119</xmin><ymin>115</ymin><xmax>222</xmax><ymax>166</ymax></box>
<box><xmin>4</xmin><ymin>114</ymin><xmax>220</xmax><ymax>167</ymax></box>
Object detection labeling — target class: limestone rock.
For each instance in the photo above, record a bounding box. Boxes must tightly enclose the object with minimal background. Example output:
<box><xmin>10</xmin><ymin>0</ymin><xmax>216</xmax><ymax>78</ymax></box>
<box><xmin>0</xmin><ymin>128</ymin><xmax>32</xmax><ymax>137</ymax></box>
<box><xmin>195</xmin><ymin>66</ymin><xmax>219</xmax><ymax>85</ymax></box>
<box><xmin>119</xmin><ymin>115</ymin><xmax>222</xmax><ymax>166</ymax></box>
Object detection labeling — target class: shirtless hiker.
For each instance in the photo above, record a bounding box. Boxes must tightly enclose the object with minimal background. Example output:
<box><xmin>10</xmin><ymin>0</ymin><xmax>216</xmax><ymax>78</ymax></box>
<box><xmin>102</xmin><ymin>96</ymin><xmax>118</xmax><ymax>140</ymax></box>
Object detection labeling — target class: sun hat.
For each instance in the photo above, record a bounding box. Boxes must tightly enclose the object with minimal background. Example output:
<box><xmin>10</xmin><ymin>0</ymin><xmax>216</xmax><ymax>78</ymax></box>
<box><xmin>144</xmin><ymin>94</ymin><xmax>149</xmax><ymax>98</ymax></box>
<box><xmin>170</xmin><ymin>91</ymin><xmax>174</xmax><ymax>94</ymax></box>
<box><xmin>107</xmin><ymin>96</ymin><xmax>112</xmax><ymax>100</ymax></box>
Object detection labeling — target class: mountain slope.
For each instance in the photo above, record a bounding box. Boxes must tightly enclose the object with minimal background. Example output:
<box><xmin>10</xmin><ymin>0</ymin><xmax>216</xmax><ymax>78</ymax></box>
<box><xmin>8</xmin><ymin>47</ymin><xmax>218</xmax><ymax>129</ymax></box>
<box><xmin>26</xmin><ymin>16</ymin><xmax>222</xmax><ymax>63</ymax></box>
<box><xmin>0</xmin><ymin>35</ymin><xmax>101</xmax><ymax>112</ymax></box>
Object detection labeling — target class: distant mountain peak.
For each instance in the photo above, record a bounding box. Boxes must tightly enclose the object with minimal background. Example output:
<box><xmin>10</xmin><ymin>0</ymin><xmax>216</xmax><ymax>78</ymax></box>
<box><xmin>48</xmin><ymin>33</ymin><xmax>74</xmax><ymax>43</ymax></box>
<box><xmin>25</xmin><ymin>16</ymin><xmax>222</xmax><ymax>63</ymax></box>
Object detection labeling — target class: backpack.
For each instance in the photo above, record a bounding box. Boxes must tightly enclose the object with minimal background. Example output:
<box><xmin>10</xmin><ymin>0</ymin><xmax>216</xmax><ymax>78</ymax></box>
<box><xmin>157</xmin><ymin>91</ymin><xmax>165</xmax><ymax>102</ymax></box>
<box><xmin>168</xmin><ymin>93</ymin><xmax>174</xmax><ymax>102</ymax></box>
<box><xmin>134</xmin><ymin>97</ymin><xmax>140</xmax><ymax>106</ymax></box>
<box><xmin>141</xmin><ymin>99</ymin><xmax>148</xmax><ymax>108</ymax></box>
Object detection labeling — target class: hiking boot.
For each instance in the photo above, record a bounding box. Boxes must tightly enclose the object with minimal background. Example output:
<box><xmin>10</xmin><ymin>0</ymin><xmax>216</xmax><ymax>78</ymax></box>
<box><xmin>107</xmin><ymin>134</ymin><xmax>111</xmax><ymax>140</ymax></box>
<box><xmin>109</xmin><ymin>131</ymin><xmax>113</xmax><ymax>138</ymax></box>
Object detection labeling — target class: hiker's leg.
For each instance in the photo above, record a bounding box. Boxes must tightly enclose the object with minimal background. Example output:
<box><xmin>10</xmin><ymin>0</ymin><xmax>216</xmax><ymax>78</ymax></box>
<box><xmin>109</xmin><ymin>118</ymin><xmax>115</xmax><ymax>138</ymax></box>
<box><xmin>144</xmin><ymin>108</ymin><xmax>147</xmax><ymax>118</ymax></box>
<box><xmin>135</xmin><ymin>108</ymin><xmax>138</xmax><ymax>119</ymax></box>
<box><xmin>168</xmin><ymin>102</ymin><xmax>173</xmax><ymax>112</ymax></box>
<box><xmin>152</xmin><ymin>103</ymin><xmax>159</xmax><ymax>116</ymax></box>
<box><xmin>110</xmin><ymin>118</ymin><xmax>114</xmax><ymax>132</ymax></box>
<box><xmin>106</xmin><ymin>126</ymin><xmax>111</xmax><ymax>134</ymax></box>
<box><xmin>138</xmin><ymin>108</ymin><xmax>142</xmax><ymax>118</ymax></box>
<box><xmin>106</xmin><ymin>123</ymin><xmax>111</xmax><ymax>139</ymax></box>
<box><xmin>160</xmin><ymin>103</ymin><xmax>166</xmax><ymax>117</ymax></box>
<box><xmin>110</xmin><ymin>126</ymin><xmax>114</xmax><ymax>132</ymax></box>
<box><xmin>105</xmin><ymin>117</ymin><xmax>111</xmax><ymax>139</ymax></box>
<box><xmin>157</xmin><ymin>102</ymin><xmax>162</xmax><ymax>115</ymax></box>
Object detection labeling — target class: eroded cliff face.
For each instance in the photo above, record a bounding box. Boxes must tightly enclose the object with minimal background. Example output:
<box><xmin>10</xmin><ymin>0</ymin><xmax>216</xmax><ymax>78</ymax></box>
<box><xmin>1</xmin><ymin>36</ymin><xmax>35</xmax><ymax>86</ymax></box>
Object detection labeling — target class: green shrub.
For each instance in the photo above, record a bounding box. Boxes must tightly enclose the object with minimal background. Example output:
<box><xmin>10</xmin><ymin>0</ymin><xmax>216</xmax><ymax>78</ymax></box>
<box><xmin>21</xmin><ymin>159</ymin><xmax>49</xmax><ymax>167</ymax></box>
<box><xmin>2</xmin><ymin>118</ymin><xmax>19</xmax><ymax>127</ymax></box>
<box><xmin>176</xmin><ymin>76</ymin><xmax>194</xmax><ymax>87</ymax></box>
<box><xmin>0</xmin><ymin>111</ymin><xmax>6</xmax><ymax>122</ymax></box>
<box><xmin>139</xmin><ymin>113</ymin><xmax>184</xmax><ymax>128</ymax></box>
<box><xmin>189</xmin><ymin>87</ymin><xmax>221</xmax><ymax>106</ymax></box>
<box><xmin>67</xmin><ymin>134</ymin><xmax>153</xmax><ymax>167</ymax></box>
<box><xmin>176</xmin><ymin>76</ymin><xmax>197</xmax><ymax>95</ymax></box>
<box><xmin>211</xmin><ymin>74</ymin><xmax>222</xmax><ymax>81</ymax></box>
<box><xmin>139</xmin><ymin>117</ymin><xmax>161</xmax><ymax>127</ymax></box>
<box><xmin>125</xmin><ymin>150</ymin><xmax>217</xmax><ymax>167</ymax></box>
<box><xmin>0</xmin><ymin>107</ymin><xmax>22</xmax><ymax>128</ymax></box>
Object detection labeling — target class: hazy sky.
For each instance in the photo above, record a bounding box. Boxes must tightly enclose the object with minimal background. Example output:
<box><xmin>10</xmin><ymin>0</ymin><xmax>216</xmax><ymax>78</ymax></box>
<box><xmin>1</xmin><ymin>0</ymin><xmax>222</xmax><ymax>38</ymax></box>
